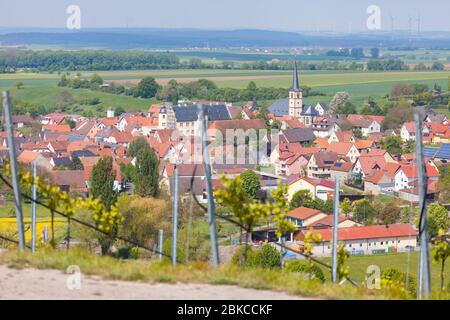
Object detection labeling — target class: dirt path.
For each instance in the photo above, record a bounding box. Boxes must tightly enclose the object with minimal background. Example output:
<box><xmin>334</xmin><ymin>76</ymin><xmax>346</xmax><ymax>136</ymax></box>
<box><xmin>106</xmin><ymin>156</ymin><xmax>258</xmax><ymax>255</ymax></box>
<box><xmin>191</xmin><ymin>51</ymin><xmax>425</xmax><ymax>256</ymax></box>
<box><xmin>0</xmin><ymin>265</ymin><xmax>305</xmax><ymax>300</ymax></box>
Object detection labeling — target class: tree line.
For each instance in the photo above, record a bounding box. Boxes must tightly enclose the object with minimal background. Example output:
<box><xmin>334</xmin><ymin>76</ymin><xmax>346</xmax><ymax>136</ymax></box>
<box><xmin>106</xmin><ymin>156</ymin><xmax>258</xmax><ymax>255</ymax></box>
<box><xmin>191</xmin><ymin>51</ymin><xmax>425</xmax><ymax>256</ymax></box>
<box><xmin>58</xmin><ymin>73</ymin><xmax>325</xmax><ymax>103</ymax></box>
<box><xmin>0</xmin><ymin>49</ymin><xmax>180</xmax><ymax>71</ymax></box>
<box><xmin>1</xmin><ymin>49</ymin><xmax>437</xmax><ymax>73</ymax></box>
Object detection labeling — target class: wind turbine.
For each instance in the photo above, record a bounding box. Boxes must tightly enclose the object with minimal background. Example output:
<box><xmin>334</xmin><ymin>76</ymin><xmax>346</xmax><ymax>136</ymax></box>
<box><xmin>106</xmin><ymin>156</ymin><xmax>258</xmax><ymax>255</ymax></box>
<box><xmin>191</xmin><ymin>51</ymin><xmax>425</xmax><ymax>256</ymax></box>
<box><xmin>416</xmin><ymin>15</ymin><xmax>421</xmax><ymax>35</ymax></box>
<box><xmin>389</xmin><ymin>15</ymin><xmax>395</xmax><ymax>33</ymax></box>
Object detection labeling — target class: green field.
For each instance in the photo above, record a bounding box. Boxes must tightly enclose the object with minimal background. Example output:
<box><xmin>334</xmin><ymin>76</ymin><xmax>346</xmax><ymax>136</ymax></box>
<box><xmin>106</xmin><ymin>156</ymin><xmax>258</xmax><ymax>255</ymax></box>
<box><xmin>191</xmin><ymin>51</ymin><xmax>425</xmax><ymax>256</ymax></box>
<box><xmin>0</xmin><ymin>201</ymin><xmax>52</xmax><ymax>218</ymax></box>
<box><xmin>319</xmin><ymin>251</ymin><xmax>450</xmax><ymax>293</ymax></box>
<box><xmin>0</xmin><ymin>69</ymin><xmax>448</xmax><ymax>112</ymax></box>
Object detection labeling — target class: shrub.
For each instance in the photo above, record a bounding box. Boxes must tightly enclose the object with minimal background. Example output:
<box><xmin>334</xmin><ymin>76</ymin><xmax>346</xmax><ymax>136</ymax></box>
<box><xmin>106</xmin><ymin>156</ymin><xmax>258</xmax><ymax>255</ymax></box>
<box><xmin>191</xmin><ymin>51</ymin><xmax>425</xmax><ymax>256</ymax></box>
<box><xmin>231</xmin><ymin>245</ymin><xmax>255</xmax><ymax>267</ymax></box>
<box><xmin>252</xmin><ymin>244</ymin><xmax>281</xmax><ymax>270</ymax></box>
<box><xmin>285</xmin><ymin>260</ymin><xmax>325</xmax><ymax>282</ymax></box>
<box><xmin>381</xmin><ymin>267</ymin><xmax>417</xmax><ymax>297</ymax></box>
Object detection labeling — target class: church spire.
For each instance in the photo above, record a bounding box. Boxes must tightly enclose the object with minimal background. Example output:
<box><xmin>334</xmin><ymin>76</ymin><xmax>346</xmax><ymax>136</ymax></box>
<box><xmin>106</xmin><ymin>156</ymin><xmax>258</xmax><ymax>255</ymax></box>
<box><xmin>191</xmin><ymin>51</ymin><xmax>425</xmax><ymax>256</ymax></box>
<box><xmin>291</xmin><ymin>61</ymin><xmax>300</xmax><ymax>92</ymax></box>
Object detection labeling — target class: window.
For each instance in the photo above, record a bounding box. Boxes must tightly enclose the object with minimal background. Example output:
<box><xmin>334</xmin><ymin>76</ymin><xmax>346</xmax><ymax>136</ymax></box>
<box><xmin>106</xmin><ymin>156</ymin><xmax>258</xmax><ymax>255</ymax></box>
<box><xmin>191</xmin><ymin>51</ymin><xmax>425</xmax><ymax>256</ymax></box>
<box><xmin>381</xmin><ymin>241</ymin><xmax>383</xmax><ymax>245</ymax></box>
<box><xmin>360</xmin><ymin>243</ymin><xmax>362</xmax><ymax>247</ymax></box>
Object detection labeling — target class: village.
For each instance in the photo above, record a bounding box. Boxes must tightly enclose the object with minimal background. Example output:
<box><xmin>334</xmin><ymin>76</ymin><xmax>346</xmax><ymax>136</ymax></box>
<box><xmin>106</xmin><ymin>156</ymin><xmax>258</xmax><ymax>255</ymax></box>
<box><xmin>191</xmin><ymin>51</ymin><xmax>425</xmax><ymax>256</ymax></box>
<box><xmin>1</xmin><ymin>64</ymin><xmax>449</xmax><ymax>259</ymax></box>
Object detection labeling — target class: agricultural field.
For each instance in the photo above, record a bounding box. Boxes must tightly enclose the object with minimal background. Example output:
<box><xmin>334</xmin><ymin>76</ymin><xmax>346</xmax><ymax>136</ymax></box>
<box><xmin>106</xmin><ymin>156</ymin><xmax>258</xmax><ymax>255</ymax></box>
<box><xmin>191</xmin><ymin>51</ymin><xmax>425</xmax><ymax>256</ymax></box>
<box><xmin>0</xmin><ymin>69</ymin><xmax>448</xmax><ymax>113</ymax></box>
<box><xmin>0</xmin><ymin>217</ymin><xmax>66</xmax><ymax>245</ymax></box>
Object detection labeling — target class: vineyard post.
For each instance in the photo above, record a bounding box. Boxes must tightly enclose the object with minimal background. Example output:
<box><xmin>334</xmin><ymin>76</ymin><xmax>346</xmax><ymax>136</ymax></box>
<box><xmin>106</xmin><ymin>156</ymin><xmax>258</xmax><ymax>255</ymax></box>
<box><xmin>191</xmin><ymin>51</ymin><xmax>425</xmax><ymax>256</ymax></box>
<box><xmin>198</xmin><ymin>104</ymin><xmax>220</xmax><ymax>267</ymax></box>
<box><xmin>31</xmin><ymin>161</ymin><xmax>37</xmax><ymax>252</ymax></box>
<box><xmin>171</xmin><ymin>165</ymin><xmax>179</xmax><ymax>266</ymax></box>
<box><xmin>2</xmin><ymin>91</ymin><xmax>25</xmax><ymax>250</ymax></box>
<box><xmin>158</xmin><ymin>229</ymin><xmax>164</xmax><ymax>261</ymax></box>
<box><xmin>332</xmin><ymin>176</ymin><xmax>340</xmax><ymax>283</ymax></box>
<box><xmin>415</xmin><ymin>114</ymin><xmax>431</xmax><ymax>299</ymax></box>
<box><xmin>43</xmin><ymin>225</ymin><xmax>48</xmax><ymax>242</ymax></box>
<box><xmin>66</xmin><ymin>217</ymin><xmax>71</xmax><ymax>250</ymax></box>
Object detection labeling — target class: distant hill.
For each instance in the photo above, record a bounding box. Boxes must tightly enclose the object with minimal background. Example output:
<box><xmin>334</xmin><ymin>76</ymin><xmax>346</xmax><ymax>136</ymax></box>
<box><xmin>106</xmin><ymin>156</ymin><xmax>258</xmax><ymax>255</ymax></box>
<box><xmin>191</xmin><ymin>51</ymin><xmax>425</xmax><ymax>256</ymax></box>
<box><xmin>1</xmin><ymin>28</ymin><xmax>450</xmax><ymax>49</ymax></box>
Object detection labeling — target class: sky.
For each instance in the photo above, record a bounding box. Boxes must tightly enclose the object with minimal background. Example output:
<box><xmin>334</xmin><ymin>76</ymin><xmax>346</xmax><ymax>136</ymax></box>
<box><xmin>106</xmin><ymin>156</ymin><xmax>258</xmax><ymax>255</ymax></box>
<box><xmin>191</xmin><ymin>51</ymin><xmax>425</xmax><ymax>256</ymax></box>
<box><xmin>1</xmin><ymin>0</ymin><xmax>449</xmax><ymax>32</ymax></box>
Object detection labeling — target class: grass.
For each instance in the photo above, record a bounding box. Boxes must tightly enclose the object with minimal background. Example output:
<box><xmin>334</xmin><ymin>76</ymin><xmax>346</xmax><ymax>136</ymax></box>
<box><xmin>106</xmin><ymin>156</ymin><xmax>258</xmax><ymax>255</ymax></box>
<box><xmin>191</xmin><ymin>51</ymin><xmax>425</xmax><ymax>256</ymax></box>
<box><xmin>0</xmin><ymin>201</ymin><xmax>53</xmax><ymax>218</ymax></box>
<box><xmin>0</xmin><ymin>83</ymin><xmax>155</xmax><ymax>113</ymax></box>
<box><xmin>319</xmin><ymin>252</ymin><xmax>450</xmax><ymax>294</ymax></box>
<box><xmin>0</xmin><ymin>248</ymin><xmax>422</xmax><ymax>300</ymax></box>
<box><xmin>0</xmin><ymin>69</ymin><xmax>448</xmax><ymax>113</ymax></box>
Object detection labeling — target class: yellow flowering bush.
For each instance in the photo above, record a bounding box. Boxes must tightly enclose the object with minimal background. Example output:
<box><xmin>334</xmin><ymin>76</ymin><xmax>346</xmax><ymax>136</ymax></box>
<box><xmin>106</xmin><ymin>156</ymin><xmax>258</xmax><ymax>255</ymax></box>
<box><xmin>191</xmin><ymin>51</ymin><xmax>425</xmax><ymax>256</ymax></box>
<box><xmin>4</xmin><ymin>162</ymin><xmax>123</xmax><ymax>233</ymax></box>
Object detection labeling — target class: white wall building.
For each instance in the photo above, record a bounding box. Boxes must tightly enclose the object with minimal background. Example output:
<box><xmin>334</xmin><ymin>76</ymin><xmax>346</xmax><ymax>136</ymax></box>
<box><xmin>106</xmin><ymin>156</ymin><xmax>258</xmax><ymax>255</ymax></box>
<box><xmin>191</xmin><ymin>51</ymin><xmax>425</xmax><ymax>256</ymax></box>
<box><xmin>295</xmin><ymin>224</ymin><xmax>417</xmax><ymax>257</ymax></box>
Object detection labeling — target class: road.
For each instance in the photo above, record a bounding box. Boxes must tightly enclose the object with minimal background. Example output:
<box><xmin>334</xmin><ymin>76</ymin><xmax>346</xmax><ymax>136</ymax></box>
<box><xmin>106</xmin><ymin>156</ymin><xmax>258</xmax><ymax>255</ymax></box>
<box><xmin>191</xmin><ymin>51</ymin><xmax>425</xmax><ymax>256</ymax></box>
<box><xmin>0</xmin><ymin>265</ymin><xmax>305</xmax><ymax>300</ymax></box>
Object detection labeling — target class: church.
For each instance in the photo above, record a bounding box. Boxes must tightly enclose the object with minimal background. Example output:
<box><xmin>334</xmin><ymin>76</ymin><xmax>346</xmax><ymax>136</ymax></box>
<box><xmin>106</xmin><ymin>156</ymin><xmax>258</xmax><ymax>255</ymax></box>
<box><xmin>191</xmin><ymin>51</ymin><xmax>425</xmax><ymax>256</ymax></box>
<box><xmin>269</xmin><ymin>62</ymin><xmax>328</xmax><ymax>125</ymax></box>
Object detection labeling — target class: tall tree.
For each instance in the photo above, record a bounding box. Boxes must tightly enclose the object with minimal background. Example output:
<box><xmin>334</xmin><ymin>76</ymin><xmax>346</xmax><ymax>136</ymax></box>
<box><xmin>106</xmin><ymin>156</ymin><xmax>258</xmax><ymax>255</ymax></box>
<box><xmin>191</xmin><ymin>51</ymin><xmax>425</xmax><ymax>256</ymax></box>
<box><xmin>134</xmin><ymin>148</ymin><xmax>160</xmax><ymax>197</ymax></box>
<box><xmin>352</xmin><ymin>199</ymin><xmax>378</xmax><ymax>225</ymax></box>
<box><xmin>381</xmin><ymin>135</ymin><xmax>403</xmax><ymax>156</ymax></box>
<box><xmin>128</xmin><ymin>137</ymin><xmax>150</xmax><ymax>158</ymax></box>
<box><xmin>89</xmin><ymin>156</ymin><xmax>117</xmax><ymax>210</ymax></box>
<box><xmin>330</xmin><ymin>91</ymin><xmax>351</xmax><ymax>110</ymax></box>
<box><xmin>382</xmin><ymin>101</ymin><xmax>414</xmax><ymax>130</ymax></box>
<box><xmin>68</xmin><ymin>156</ymin><xmax>84</xmax><ymax>170</ymax></box>
<box><xmin>240</xmin><ymin>170</ymin><xmax>261</xmax><ymax>199</ymax></box>
<box><xmin>341</xmin><ymin>198</ymin><xmax>352</xmax><ymax>216</ymax></box>
<box><xmin>134</xmin><ymin>77</ymin><xmax>160</xmax><ymax>98</ymax></box>
<box><xmin>427</xmin><ymin>203</ymin><xmax>450</xmax><ymax>238</ymax></box>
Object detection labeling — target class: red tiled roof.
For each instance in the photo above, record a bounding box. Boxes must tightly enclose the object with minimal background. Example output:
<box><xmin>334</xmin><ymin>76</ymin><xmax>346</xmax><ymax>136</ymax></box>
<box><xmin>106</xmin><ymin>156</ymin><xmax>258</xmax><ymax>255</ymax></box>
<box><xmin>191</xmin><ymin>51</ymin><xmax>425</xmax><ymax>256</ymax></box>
<box><xmin>302</xmin><ymin>223</ymin><xmax>417</xmax><ymax>241</ymax></box>
<box><xmin>365</xmin><ymin>170</ymin><xmax>387</xmax><ymax>184</ymax></box>
<box><xmin>334</xmin><ymin>131</ymin><xmax>355</xmax><ymax>143</ymax></box>
<box><xmin>42</xmin><ymin>124</ymin><xmax>71</xmax><ymax>133</ymax></box>
<box><xmin>287</xmin><ymin>207</ymin><xmax>323</xmax><ymax>220</ymax></box>
<box><xmin>314</xmin><ymin>137</ymin><xmax>329</xmax><ymax>148</ymax></box>
<box><xmin>326</xmin><ymin>142</ymin><xmax>353</xmax><ymax>155</ymax></box>
<box><xmin>398</xmin><ymin>164</ymin><xmax>440</xmax><ymax>178</ymax></box>
<box><xmin>347</xmin><ymin>114</ymin><xmax>384</xmax><ymax>125</ymax></box>
<box><xmin>123</xmin><ymin>116</ymin><xmax>153</xmax><ymax>127</ymax></box>
<box><xmin>358</xmin><ymin>155</ymin><xmax>387</xmax><ymax>175</ymax></box>
<box><xmin>99</xmin><ymin>117</ymin><xmax>119</xmax><ymax>126</ymax></box>
<box><xmin>366</xmin><ymin>149</ymin><xmax>388</xmax><ymax>156</ymax></box>
<box><xmin>310</xmin><ymin>215</ymin><xmax>353</xmax><ymax>227</ymax></box>
<box><xmin>17</xmin><ymin>150</ymin><xmax>41</xmax><ymax>164</ymax></box>
<box><xmin>403</xmin><ymin>121</ymin><xmax>415</xmax><ymax>133</ymax></box>
<box><xmin>111</xmin><ymin>131</ymin><xmax>134</xmax><ymax>143</ymax></box>
<box><xmin>331</xmin><ymin>161</ymin><xmax>353</xmax><ymax>172</ymax></box>
<box><xmin>209</xmin><ymin>119</ymin><xmax>266</xmax><ymax>132</ymax></box>
<box><xmin>318</xmin><ymin>179</ymin><xmax>335</xmax><ymax>189</ymax></box>
<box><xmin>354</xmin><ymin>139</ymin><xmax>374</xmax><ymax>150</ymax></box>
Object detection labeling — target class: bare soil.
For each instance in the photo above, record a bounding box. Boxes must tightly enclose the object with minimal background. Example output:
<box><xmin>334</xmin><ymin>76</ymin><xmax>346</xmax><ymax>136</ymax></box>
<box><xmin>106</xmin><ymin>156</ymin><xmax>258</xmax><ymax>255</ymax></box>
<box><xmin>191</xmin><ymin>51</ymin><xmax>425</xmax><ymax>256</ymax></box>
<box><xmin>0</xmin><ymin>265</ymin><xmax>304</xmax><ymax>300</ymax></box>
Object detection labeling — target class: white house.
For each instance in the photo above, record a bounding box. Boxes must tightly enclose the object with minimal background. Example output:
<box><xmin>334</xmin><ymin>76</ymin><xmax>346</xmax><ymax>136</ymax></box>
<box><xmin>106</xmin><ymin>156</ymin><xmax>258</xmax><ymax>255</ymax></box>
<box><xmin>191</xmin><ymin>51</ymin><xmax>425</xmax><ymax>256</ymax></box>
<box><xmin>295</xmin><ymin>224</ymin><xmax>417</xmax><ymax>257</ymax></box>
<box><xmin>394</xmin><ymin>164</ymin><xmax>440</xmax><ymax>191</ymax></box>
<box><xmin>400</xmin><ymin>122</ymin><xmax>416</xmax><ymax>142</ymax></box>
<box><xmin>314</xmin><ymin>102</ymin><xmax>329</xmax><ymax>116</ymax></box>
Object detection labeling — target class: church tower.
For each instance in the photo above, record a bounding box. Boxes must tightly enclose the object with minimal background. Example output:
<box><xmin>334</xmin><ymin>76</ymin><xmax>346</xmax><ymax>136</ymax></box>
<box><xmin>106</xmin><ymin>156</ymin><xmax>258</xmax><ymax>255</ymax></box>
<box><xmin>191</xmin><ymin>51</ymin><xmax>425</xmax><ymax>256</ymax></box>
<box><xmin>288</xmin><ymin>61</ymin><xmax>303</xmax><ymax>118</ymax></box>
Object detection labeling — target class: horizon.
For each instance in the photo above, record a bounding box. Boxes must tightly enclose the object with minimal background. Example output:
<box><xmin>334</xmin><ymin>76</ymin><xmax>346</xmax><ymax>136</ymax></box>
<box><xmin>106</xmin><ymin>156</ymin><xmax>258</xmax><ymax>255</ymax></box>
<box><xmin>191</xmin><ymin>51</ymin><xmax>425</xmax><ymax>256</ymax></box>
<box><xmin>1</xmin><ymin>0</ymin><xmax>450</xmax><ymax>33</ymax></box>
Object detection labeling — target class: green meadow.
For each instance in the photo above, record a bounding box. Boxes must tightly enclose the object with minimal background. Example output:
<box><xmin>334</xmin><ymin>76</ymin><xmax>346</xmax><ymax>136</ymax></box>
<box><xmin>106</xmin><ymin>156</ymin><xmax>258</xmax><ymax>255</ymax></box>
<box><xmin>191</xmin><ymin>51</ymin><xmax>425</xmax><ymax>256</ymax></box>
<box><xmin>319</xmin><ymin>252</ymin><xmax>450</xmax><ymax>293</ymax></box>
<box><xmin>0</xmin><ymin>70</ymin><xmax>448</xmax><ymax>112</ymax></box>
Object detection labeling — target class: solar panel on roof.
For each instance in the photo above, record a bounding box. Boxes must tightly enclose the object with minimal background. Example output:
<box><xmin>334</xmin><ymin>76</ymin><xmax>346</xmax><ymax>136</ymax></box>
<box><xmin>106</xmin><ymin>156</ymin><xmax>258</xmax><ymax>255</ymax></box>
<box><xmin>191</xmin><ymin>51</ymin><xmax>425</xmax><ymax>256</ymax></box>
<box><xmin>423</xmin><ymin>147</ymin><xmax>439</xmax><ymax>158</ymax></box>
<box><xmin>334</xmin><ymin>162</ymin><xmax>343</xmax><ymax>167</ymax></box>
<box><xmin>436</xmin><ymin>144</ymin><xmax>450</xmax><ymax>159</ymax></box>
<box><xmin>173</xmin><ymin>104</ymin><xmax>231</xmax><ymax>122</ymax></box>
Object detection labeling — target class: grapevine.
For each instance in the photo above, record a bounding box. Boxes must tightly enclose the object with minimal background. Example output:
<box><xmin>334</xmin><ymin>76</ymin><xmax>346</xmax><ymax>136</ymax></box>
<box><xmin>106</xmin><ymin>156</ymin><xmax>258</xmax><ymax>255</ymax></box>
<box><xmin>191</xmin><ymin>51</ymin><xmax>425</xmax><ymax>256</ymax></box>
<box><xmin>3</xmin><ymin>162</ymin><xmax>123</xmax><ymax>233</ymax></box>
